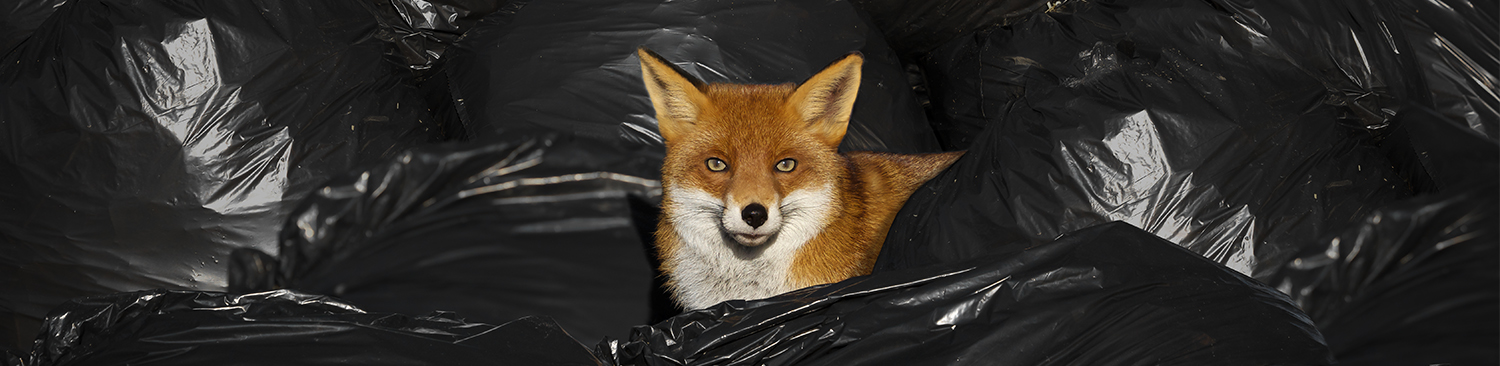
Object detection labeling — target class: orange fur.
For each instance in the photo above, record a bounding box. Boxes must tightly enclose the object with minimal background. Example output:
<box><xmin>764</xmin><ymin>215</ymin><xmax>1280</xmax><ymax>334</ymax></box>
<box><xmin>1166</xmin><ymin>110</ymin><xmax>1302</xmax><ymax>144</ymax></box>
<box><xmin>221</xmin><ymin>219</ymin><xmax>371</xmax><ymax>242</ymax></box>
<box><xmin>785</xmin><ymin>151</ymin><xmax>963</xmax><ymax>286</ymax></box>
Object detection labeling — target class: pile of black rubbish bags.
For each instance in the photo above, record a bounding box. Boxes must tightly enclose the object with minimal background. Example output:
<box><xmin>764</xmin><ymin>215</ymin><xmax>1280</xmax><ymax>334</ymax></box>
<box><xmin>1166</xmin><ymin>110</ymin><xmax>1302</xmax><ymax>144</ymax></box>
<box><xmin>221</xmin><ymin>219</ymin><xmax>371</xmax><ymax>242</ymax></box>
<box><xmin>2</xmin><ymin>0</ymin><xmax>1494</xmax><ymax>364</ymax></box>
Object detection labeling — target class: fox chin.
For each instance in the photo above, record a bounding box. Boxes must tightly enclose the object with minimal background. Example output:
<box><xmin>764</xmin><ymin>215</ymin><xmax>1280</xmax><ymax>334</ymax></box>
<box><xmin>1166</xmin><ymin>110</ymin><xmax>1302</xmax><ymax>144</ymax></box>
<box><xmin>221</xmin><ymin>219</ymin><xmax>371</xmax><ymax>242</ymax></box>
<box><xmin>639</xmin><ymin>48</ymin><xmax>963</xmax><ymax>310</ymax></box>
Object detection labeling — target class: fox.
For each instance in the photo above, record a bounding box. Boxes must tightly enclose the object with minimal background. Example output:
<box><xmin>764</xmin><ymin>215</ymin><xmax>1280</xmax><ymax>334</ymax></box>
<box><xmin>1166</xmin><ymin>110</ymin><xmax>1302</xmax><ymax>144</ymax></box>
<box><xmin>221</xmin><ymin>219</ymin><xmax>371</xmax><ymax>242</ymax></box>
<box><xmin>638</xmin><ymin>48</ymin><xmax>964</xmax><ymax>310</ymax></box>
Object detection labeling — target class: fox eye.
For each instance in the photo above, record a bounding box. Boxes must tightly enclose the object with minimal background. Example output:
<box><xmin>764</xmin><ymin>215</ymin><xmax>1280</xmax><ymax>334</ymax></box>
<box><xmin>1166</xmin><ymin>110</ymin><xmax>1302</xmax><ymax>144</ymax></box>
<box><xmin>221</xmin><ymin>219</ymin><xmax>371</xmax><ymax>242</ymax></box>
<box><xmin>706</xmin><ymin>158</ymin><xmax>728</xmax><ymax>172</ymax></box>
<box><xmin>775</xmin><ymin>158</ymin><xmax>797</xmax><ymax>172</ymax></box>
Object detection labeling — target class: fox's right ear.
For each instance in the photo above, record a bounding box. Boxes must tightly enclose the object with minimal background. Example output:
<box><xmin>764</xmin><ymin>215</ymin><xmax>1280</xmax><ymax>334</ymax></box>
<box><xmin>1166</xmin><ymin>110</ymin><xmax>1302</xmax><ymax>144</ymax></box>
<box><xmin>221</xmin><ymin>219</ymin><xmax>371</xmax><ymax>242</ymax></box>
<box><xmin>638</xmin><ymin>48</ymin><xmax>708</xmax><ymax>143</ymax></box>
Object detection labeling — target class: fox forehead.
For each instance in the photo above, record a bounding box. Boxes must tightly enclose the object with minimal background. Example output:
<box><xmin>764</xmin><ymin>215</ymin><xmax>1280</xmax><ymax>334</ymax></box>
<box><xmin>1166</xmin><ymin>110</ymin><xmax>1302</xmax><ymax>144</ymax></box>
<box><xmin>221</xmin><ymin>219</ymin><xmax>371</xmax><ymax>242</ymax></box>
<box><xmin>690</xmin><ymin>83</ymin><xmax>807</xmax><ymax>139</ymax></box>
<box><xmin>664</xmin><ymin>83</ymin><xmax>835</xmax><ymax>158</ymax></box>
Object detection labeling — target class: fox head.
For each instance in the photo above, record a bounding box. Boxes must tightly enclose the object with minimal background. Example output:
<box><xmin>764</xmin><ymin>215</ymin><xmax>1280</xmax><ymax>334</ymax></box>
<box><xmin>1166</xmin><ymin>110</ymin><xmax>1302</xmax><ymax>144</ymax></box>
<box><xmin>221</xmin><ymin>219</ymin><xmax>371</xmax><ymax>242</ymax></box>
<box><xmin>639</xmin><ymin>48</ymin><xmax>862</xmax><ymax>248</ymax></box>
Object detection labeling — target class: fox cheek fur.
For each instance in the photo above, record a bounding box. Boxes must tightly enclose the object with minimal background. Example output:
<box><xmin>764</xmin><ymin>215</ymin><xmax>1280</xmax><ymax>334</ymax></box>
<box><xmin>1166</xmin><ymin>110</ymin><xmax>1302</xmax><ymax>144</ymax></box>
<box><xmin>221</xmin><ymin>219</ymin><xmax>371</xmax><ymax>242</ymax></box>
<box><xmin>640</xmin><ymin>47</ymin><xmax>963</xmax><ymax>310</ymax></box>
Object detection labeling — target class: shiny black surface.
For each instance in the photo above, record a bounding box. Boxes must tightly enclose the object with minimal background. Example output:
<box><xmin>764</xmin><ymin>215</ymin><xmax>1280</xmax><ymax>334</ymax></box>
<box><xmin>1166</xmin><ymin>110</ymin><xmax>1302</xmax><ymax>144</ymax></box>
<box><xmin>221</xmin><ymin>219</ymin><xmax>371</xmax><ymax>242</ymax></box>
<box><xmin>4</xmin><ymin>0</ymin><xmax>1495</xmax><ymax>364</ymax></box>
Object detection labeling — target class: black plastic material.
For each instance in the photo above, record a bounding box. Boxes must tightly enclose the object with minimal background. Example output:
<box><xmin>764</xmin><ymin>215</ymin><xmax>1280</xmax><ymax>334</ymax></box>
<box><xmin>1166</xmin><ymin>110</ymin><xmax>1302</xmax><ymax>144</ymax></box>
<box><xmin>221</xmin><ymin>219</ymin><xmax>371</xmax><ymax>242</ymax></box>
<box><xmin>444</xmin><ymin>0</ymin><xmax>944</xmax><ymax>155</ymax></box>
<box><xmin>876</xmin><ymin>0</ymin><xmax>1497</xmax><ymax>363</ymax></box>
<box><xmin>1258</xmin><ymin>104</ymin><xmax>1500</xmax><ymax>365</ymax></box>
<box><xmin>228</xmin><ymin>134</ymin><xmax>668</xmax><ymax>346</ymax></box>
<box><xmin>600</xmin><ymin>222</ymin><xmax>1332</xmax><ymax>365</ymax></box>
<box><xmin>363</xmin><ymin>0</ymin><xmax>516</xmax><ymax>72</ymax></box>
<box><xmin>1265</xmin><ymin>187</ymin><xmax>1498</xmax><ymax>365</ymax></box>
<box><xmin>6</xmin><ymin>0</ymin><xmax>1497</xmax><ymax>364</ymax></box>
<box><xmin>23</xmin><ymin>224</ymin><xmax>1333</xmax><ymax>366</ymax></box>
<box><xmin>1377</xmin><ymin>105</ymin><xmax>1500</xmax><ymax>194</ymax></box>
<box><xmin>913</xmin><ymin>0</ymin><xmax>1495</xmax><ymax>150</ymax></box>
<box><xmin>850</xmin><ymin>0</ymin><xmax>1046</xmax><ymax>59</ymax></box>
<box><xmin>878</xmin><ymin>0</ymin><xmax>1498</xmax><ymax>281</ymax></box>
<box><xmin>0</xmin><ymin>0</ymin><xmax>64</xmax><ymax>55</ymax></box>
<box><xmin>25</xmin><ymin>290</ymin><xmax>602</xmax><ymax>366</ymax></box>
<box><xmin>0</xmin><ymin>0</ymin><xmax>456</xmax><ymax>353</ymax></box>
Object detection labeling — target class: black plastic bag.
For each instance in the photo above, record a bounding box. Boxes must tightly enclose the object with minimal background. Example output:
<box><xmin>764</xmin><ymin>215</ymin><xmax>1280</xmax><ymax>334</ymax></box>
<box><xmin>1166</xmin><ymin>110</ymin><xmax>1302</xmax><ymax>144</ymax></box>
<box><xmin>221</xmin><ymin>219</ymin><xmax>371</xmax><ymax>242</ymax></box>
<box><xmin>1377</xmin><ymin>104</ymin><xmax>1500</xmax><ymax>194</ymax></box>
<box><xmin>23</xmin><ymin>225</ymin><xmax>1334</xmax><ymax>366</ymax></box>
<box><xmin>0</xmin><ymin>0</ymin><xmax>64</xmax><ymax>54</ymax></box>
<box><xmin>916</xmin><ymin>0</ymin><xmax>1495</xmax><ymax>150</ymax></box>
<box><xmin>229</xmin><ymin>134</ymin><xmax>667</xmax><ymax>346</ymax></box>
<box><xmin>9</xmin><ymin>0</ymin><xmax>1496</xmax><ymax>364</ymax></box>
<box><xmin>878</xmin><ymin>0</ymin><xmax>1498</xmax><ymax>280</ymax></box>
<box><xmin>1263</xmin><ymin>187</ymin><xmax>1498</xmax><ymax>365</ymax></box>
<box><xmin>849</xmin><ymin>0</ymin><xmax>1045</xmax><ymax>59</ymax></box>
<box><xmin>0</xmin><ymin>0</ymin><xmax>455</xmax><ymax>352</ymax></box>
<box><xmin>1258</xmin><ymin>104</ymin><xmax>1500</xmax><ymax>365</ymax></box>
<box><xmin>444</xmin><ymin>0</ymin><xmax>944</xmax><ymax>156</ymax></box>
<box><xmin>1395</xmin><ymin>0</ymin><xmax>1498</xmax><ymax>136</ymax></box>
<box><xmin>601</xmin><ymin>222</ymin><xmax>1332</xmax><ymax>365</ymax></box>
<box><xmin>360</xmin><ymin>0</ymin><xmax>515</xmax><ymax>72</ymax></box>
<box><xmin>24</xmin><ymin>289</ymin><xmax>601</xmax><ymax>365</ymax></box>
<box><xmin>874</xmin><ymin>0</ymin><xmax>1497</xmax><ymax>363</ymax></box>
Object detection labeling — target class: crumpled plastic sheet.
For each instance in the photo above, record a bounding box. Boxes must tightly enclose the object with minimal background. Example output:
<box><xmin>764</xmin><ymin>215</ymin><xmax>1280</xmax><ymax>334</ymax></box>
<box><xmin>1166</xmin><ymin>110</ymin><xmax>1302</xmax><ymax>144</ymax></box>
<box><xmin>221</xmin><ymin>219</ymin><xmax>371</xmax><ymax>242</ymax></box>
<box><xmin>1264</xmin><ymin>187</ymin><xmax>1498</xmax><ymax>365</ymax></box>
<box><xmin>877</xmin><ymin>0</ymin><xmax>1500</xmax><ymax>281</ymax></box>
<box><xmin>600</xmin><ymin>222</ymin><xmax>1332</xmax><ymax>366</ymax></box>
<box><xmin>6</xmin><ymin>0</ymin><xmax>1495</xmax><ymax>364</ymax></box>
<box><xmin>1256</xmin><ymin>104</ymin><xmax>1500</xmax><ymax>365</ymax></box>
<box><xmin>18</xmin><ymin>223</ymin><xmax>1332</xmax><ymax>366</ymax></box>
<box><xmin>0</xmin><ymin>0</ymin><xmax>65</xmax><ymax>54</ymax></box>
<box><xmin>1377</xmin><ymin>101</ymin><xmax>1500</xmax><ymax>194</ymax></box>
<box><xmin>21</xmin><ymin>289</ymin><xmax>602</xmax><ymax>366</ymax></box>
<box><xmin>849</xmin><ymin>0</ymin><xmax>1048</xmax><ymax>58</ymax></box>
<box><xmin>1397</xmin><ymin>0</ymin><xmax>1498</xmax><ymax>137</ymax></box>
<box><xmin>228</xmin><ymin>134</ymin><xmax>668</xmax><ymax>346</ymax></box>
<box><xmin>914</xmin><ymin>0</ymin><xmax>1496</xmax><ymax>149</ymax></box>
<box><xmin>362</xmin><ymin>0</ymin><xmax>516</xmax><ymax>71</ymax></box>
<box><xmin>444</xmin><ymin>0</ymin><xmax>944</xmax><ymax>154</ymax></box>
<box><xmin>0</xmin><ymin>0</ymin><xmax>457</xmax><ymax>354</ymax></box>
<box><xmin>876</xmin><ymin>0</ymin><xmax>1498</xmax><ymax>362</ymax></box>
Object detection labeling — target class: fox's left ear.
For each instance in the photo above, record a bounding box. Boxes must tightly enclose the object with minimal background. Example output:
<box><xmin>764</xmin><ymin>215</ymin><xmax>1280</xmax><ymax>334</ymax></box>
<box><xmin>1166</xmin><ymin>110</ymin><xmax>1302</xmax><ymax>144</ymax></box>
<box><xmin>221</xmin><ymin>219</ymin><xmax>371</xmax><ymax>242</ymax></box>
<box><xmin>789</xmin><ymin>52</ymin><xmax>862</xmax><ymax>148</ymax></box>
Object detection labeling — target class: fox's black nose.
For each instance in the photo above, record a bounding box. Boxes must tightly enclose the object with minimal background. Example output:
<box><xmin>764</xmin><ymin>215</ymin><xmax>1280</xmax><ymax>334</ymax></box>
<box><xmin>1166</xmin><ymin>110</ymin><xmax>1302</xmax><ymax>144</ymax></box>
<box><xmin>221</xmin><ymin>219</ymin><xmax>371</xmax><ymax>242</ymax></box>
<box><xmin>742</xmin><ymin>203</ymin><xmax>768</xmax><ymax>228</ymax></box>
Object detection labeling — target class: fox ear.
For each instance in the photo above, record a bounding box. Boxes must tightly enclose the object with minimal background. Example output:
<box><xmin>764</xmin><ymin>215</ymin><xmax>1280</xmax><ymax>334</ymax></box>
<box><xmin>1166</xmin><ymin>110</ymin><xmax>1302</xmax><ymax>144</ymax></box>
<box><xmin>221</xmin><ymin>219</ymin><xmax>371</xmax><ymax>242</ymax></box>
<box><xmin>789</xmin><ymin>52</ymin><xmax>862</xmax><ymax>147</ymax></box>
<box><xmin>638</xmin><ymin>48</ymin><xmax>708</xmax><ymax>143</ymax></box>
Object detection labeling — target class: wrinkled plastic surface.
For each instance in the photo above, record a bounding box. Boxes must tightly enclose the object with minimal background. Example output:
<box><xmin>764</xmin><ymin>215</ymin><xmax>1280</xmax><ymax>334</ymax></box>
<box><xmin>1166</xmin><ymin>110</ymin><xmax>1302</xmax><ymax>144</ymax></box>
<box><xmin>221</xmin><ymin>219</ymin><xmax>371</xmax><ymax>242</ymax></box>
<box><xmin>914</xmin><ymin>0</ymin><xmax>1496</xmax><ymax>151</ymax></box>
<box><xmin>0</xmin><ymin>0</ymin><xmax>457</xmax><ymax>353</ymax></box>
<box><xmin>601</xmin><ymin>222</ymin><xmax>1332</xmax><ymax>365</ymax></box>
<box><xmin>1379</xmin><ymin>103</ymin><xmax>1500</xmax><ymax>194</ymax></box>
<box><xmin>445</xmin><ymin>0</ymin><xmax>944</xmax><ymax>155</ymax></box>
<box><xmin>22</xmin><ymin>224</ymin><xmax>1332</xmax><ymax>366</ymax></box>
<box><xmin>1399</xmin><ymin>0</ymin><xmax>1499</xmax><ymax>136</ymax></box>
<box><xmin>228</xmin><ymin>134</ymin><xmax>667</xmax><ymax>346</ymax></box>
<box><xmin>363</xmin><ymin>0</ymin><xmax>515</xmax><ymax>71</ymax></box>
<box><xmin>876</xmin><ymin>0</ymin><xmax>1498</xmax><ymax>363</ymax></box>
<box><xmin>0</xmin><ymin>0</ymin><xmax>64</xmax><ymax>54</ymax></box>
<box><xmin>1265</xmin><ymin>188</ymin><xmax>1498</xmax><ymax>365</ymax></box>
<box><xmin>878</xmin><ymin>0</ymin><xmax>1498</xmax><ymax>280</ymax></box>
<box><xmin>1257</xmin><ymin>104</ymin><xmax>1500</xmax><ymax>365</ymax></box>
<box><xmin>24</xmin><ymin>289</ymin><xmax>601</xmax><ymax>366</ymax></box>
<box><xmin>7</xmin><ymin>0</ymin><xmax>1497</xmax><ymax>364</ymax></box>
<box><xmin>850</xmin><ymin>0</ymin><xmax>1045</xmax><ymax>58</ymax></box>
